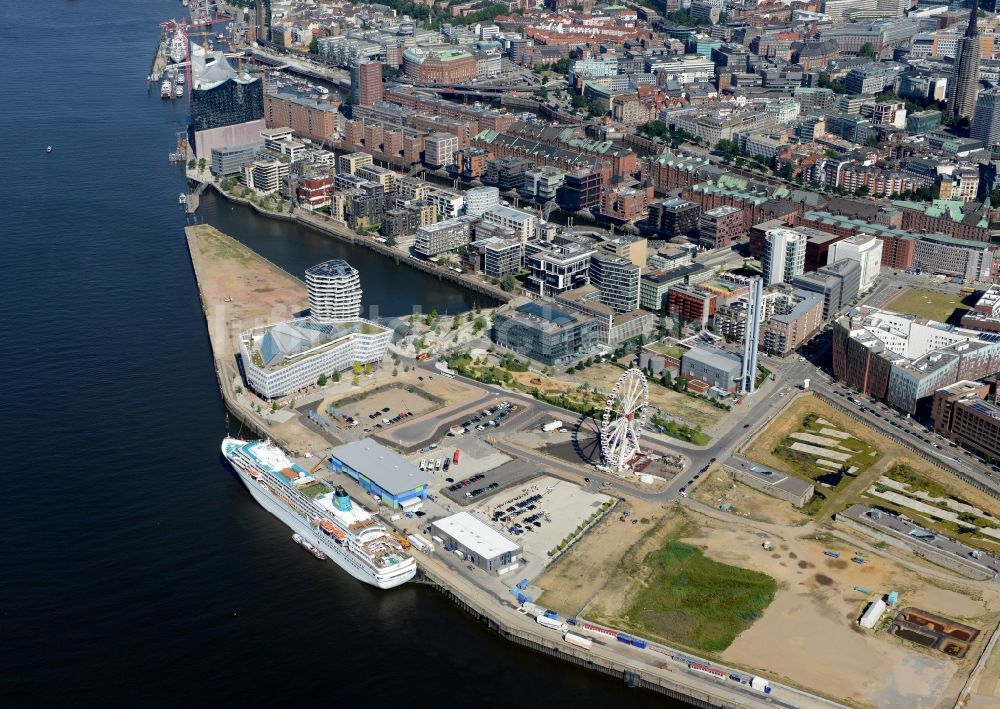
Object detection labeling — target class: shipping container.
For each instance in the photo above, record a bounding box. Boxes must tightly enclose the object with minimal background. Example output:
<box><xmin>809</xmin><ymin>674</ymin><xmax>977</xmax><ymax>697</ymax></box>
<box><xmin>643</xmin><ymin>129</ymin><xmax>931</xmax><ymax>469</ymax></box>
<box><xmin>689</xmin><ymin>663</ymin><xmax>727</xmax><ymax>679</ymax></box>
<box><xmin>563</xmin><ymin>632</ymin><xmax>593</xmax><ymax>650</ymax></box>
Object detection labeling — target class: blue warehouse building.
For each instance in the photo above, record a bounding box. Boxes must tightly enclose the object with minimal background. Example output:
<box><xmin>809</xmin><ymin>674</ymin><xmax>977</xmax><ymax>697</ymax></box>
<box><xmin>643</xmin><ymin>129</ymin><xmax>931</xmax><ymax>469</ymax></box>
<box><xmin>327</xmin><ymin>439</ymin><xmax>430</xmax><ymax>510</ymax></box>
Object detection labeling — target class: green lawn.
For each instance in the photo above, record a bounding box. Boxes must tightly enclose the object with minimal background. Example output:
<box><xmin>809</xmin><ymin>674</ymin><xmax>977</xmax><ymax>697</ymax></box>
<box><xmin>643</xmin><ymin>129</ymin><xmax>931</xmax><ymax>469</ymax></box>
<box><xmin>887</xmin><ymin>288</ymin><xmax>970</xmax><ymax>323</ymax></box>
<box><xmin>300</xmin><ymin>482</ymin><xmax>332</xmax><ymax>500</ymax></box>
<box><xmin>625</xmin><ymin>540</ymin><xmax>776</xmax><ymax>653</ymax></box>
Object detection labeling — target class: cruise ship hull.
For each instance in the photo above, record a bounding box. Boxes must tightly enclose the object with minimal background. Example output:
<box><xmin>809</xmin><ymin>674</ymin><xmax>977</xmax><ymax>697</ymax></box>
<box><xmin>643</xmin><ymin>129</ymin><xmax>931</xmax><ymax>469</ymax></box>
<box><xmin>224</xmin><ymin>455</ymin><xmax>417</xmax><ymax>590</ymax></box>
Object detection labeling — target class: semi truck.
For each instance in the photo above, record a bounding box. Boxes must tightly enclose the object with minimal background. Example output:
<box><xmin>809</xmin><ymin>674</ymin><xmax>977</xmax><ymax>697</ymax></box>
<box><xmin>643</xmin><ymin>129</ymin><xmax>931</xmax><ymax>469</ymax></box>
<box><xmin>536</xmin><ymin>615</ymin><xmax>568</xmax><ymax>632</ymax></box>
<box><xmin>541</xmin><ymin>420</ymin><xmax>564</xmax><ymax>433</ymax></box>
<box><xmin>406</xmin><ymin>533</ymin><xmax>435</xmax><ymax>553</ymax></box>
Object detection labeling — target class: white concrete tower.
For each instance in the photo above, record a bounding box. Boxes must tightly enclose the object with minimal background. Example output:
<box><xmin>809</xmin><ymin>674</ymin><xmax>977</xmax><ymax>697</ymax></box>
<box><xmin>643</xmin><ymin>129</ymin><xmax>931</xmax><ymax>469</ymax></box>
<box><xmin>305</xmin><ymin>259</ymin><xmax>363</xmax><ymax>322</ymax></box>
<box><xmin>741</xmin><ymin>277</ymin><xmax>763</xmax><ymax>395</ymax></box>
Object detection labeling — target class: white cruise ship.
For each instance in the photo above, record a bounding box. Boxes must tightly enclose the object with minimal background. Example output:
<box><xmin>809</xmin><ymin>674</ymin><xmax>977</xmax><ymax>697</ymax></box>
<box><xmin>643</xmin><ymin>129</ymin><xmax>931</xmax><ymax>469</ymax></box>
<box><xmin>221</xmin><ymin>438</ymin><xmax>417</xmax><ymax>589</ymax></box>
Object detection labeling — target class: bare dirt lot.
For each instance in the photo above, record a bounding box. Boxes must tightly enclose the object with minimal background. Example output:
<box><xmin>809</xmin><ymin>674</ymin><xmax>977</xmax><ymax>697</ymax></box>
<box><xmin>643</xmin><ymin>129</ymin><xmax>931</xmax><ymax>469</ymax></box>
<box><xmin>693</xmin><ymin>470</ymin><xmax>810</xmax><ymax>527</ymax></box>
<box><xmin>541</xmin><ymin>494</ymin><xmax>1000</xmax><ymax>708</ymax></box>
<box><xmin>535</xmin><ymin>495</ymin><xmax>670</xmax><ymax>616</ymax></box>
<box><xmin>328</xmin><ymin>386</ymin><xmax>438</xmax><ymax>424</ymax></box>
<box><xmin>507</xmin><ymin>363</ymin><xmax>724</xmax><ymax>430</ymax></box>
<box><xmin>186</xmin><ymin>225</ymin><xmax>307</xmax><ymax>358</ymax></box>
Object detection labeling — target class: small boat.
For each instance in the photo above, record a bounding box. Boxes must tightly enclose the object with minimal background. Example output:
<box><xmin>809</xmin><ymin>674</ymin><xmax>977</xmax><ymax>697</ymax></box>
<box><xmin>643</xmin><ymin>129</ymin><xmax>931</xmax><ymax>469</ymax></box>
<box><xmin>46</xmin><ymin>146</ymin><xmax>52</xmax><ymax>154</ymax></box>
<box><xmin>292</xmin><ymin>533</ymin><xmax>328</xmax><ymax>560</ymax></box>
<box><xmin>178</xmin><ymin>193</ymin><xmax>187</xmax><ymax>205</ymax></box>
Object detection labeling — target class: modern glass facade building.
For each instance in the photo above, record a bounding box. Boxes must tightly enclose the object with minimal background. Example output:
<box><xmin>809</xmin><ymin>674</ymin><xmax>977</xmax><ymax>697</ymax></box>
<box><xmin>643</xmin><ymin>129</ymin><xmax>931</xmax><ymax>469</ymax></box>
<box><xmin>491</xmin><ymin>302</ymin><xmax>598</xmax><ymax>365</ymax></box>
<box><xmin>191</xmin><ymin>77</ymin><xmax>264</xmax><ymax>131</ymax></box>
<box><xmin>190</xmin><ymin>43</ymin><xmax>264</xmax><ymax>132</ymax></box>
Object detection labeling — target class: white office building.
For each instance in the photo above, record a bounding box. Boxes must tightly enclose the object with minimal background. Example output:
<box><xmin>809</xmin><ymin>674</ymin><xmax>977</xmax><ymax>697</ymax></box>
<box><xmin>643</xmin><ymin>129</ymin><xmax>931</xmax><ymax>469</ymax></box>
<box><xmin>305</xmin><ymin>259</ymin><xmax>363</xmax><ymax>322</ymax></box>
<box><xmin>482</xmin><ymin>205</ymin><xmax>538</xmax><ymax>243</ymax></box>
<box><xmin>240</xmin><ymin>318</ymin><xmax>391</xmax><ymax>399</ymax></box>
<box><xmin>464</xmin><ymin>186</ymin><xmax>501</xmax><ymax>217</ymax></box>
<box><xmin>828</xmin><ymin>233</ymin><xmax>883</xmax><ymax>291</ymax></box>
<box><xmin>425</xmin><ymin>187</ymin><xmax>465</xmax><ymax>219</ymax></box>
<box><xmin>763</xmin><ymin>228</ymin><xmax>807</xmax><ymax>286</ymax></box>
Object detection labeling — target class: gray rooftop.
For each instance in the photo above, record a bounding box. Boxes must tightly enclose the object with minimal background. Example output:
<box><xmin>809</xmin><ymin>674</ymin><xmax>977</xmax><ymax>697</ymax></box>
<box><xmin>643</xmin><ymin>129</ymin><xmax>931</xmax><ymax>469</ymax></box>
<box><xmin>305</xmin><ymin>259</ymin><xmax>357</xmax><ymax>279</ymax></box>
<box><xmin>747</xmin><ymin>465</ymin><xmax>814</xmax><ymax>497</ymax></box>
<box><xmin>683</xmin><ymin>345</ymin><xmax>742</xmax><ymax>373</ymax></box>
<box><xmin>330</xmin><ymin>439</ymin><xmax>430</xmax><ymax>495</ymax></box>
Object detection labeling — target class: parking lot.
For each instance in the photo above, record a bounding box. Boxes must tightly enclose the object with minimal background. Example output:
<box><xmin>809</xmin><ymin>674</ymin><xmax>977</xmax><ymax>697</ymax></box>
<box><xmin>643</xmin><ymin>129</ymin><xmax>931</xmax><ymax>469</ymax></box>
<box><xmin>472</xmin><ymin>476</ymin><xmax>613</xmax><ymax>572</ymax></box>
<box><xmin>448</xmin><ymin>399</ymin><xmax>522</xmax><ymax>436</ymax></box>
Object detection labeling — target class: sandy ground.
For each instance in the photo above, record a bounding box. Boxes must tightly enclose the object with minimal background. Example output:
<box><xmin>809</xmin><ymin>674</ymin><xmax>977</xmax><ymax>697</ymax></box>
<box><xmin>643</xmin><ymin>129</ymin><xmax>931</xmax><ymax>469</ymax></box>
<box><xmin>186</xmin><ymin>225</ymin><xmax>307</xmax><ymax>358</ymax></box>
<box><xmin>562</xmin><ymin>363</ymin><xmax>725</xmax><ymax>429</ymax></box>
<box><xmin>968</xmin><ymin>627</ymin><xmax>1000</xmax><ymax>709</ymax></box>
<box><xmin>535</xmin><ymin>495</ymin><xmax>671</xmax><ymax>616</ymax></box>
<box><xmin>538</xmin><ymin>486</ymin><xmax>1000</xmax><ymax>708</ymax></box>
<box><xmin>684</xmin><ymin>516</ymin><xmax>997</xmax><ymax>709</ymax></box>
<box><xmin>693</xmin><ymin>470</ymin><xmax>810</xmax><ymax>527</ymax></box>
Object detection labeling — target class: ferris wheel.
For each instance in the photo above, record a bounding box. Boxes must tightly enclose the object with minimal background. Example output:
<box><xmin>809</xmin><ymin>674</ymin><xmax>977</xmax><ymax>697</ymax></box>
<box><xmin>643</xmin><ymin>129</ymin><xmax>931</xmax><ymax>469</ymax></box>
<box><xmin>600</xmin><ymin>368</ymin><xmax>650</xmax><ymax>472</ymax></box>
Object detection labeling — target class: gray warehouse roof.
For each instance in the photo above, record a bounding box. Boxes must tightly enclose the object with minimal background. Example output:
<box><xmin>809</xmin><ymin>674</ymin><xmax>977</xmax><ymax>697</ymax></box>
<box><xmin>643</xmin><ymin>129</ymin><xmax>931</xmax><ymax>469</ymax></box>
<box><xmin>330</xmin><ymin>438</ymin><xmax>430</xmax><ymax>495</ymax></box>
<box><xmin>683</xmin><ymin>345</ymin><xmax>742</xmax><ymax>373</ymax></box>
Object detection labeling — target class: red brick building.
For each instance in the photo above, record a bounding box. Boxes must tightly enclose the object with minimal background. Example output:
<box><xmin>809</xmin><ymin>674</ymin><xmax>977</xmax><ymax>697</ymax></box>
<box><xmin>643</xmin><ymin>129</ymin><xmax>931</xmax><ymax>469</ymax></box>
<box><xmin>296</xmin><ymin>175</ymin><xmax>334</xmax><ymax>210</ymax></box>
<box><xmin>667</xmin><ymin>284</ymin><xmax>717</xmax><ymax>325</ymax></box>
<box><xmin>402</xmin><ymin>47</ymin><xmax>477</xmax><ymax>84</ymax></box>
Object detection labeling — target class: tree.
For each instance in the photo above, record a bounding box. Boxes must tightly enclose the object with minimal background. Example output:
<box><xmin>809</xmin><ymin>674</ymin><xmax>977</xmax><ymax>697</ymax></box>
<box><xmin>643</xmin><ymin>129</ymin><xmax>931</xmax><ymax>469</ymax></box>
<box><xmin>854</xmin><ymin>185</ymin><xmax>870</xmax><ymax>197</ymax></box>
<box><xmin>639</xmin><ymin>120</ymin><xmax>668</xmax><ymax>139</ymax></box>
<box><xmin>500</xmin><ymin>273</ymin><xmax>517</xmax><ymax>292</ymax></box>
<box><xmin>549</xmin><ymin>57</ymin><xmax>570</xmax><ymax>74</ymax></box>
<box><xmin>472</xmin><ymin>316</ymin><xmax>486</xmax><ymax>334</ymax></box>
<box><xmin>198</xmin><ymin>157</ymin><xmax>207</xmax><ymax>172</ymax></box>
<box><xmin>715</xmin><ymin>138</ymin><xmax>738</xmax><ymax>157</ymax></box>
<box><xmin>317</xmin><ymin>373</ymin><xmax>327</xmax><ymax>386</ymax></box>
<box><xmin>586</xmin><ymin>99</ymin><xmax>606</xmax><ymax>117</ymax></box>
<box><xmin>859</xmin><ymin>42</ymin><xmax>875</xmax><ymax>58</ymax></box>
<box><xmin>351</xmin><ymin>375</ymin><xmax>360</xmax><ymax>386</ymax></box>
<box><xmin>386</xmin><ymin>235</ymin><xmax>397</xmax><ymax>247</ymax></box>
<box><xmin>187</xmin><ymin>158</ymin><xmax>197</xmax><ymax>169</ymax></box>
<box><xmin>309</xmin><ymin>37</ymin><xmax>319</xmax><ymax>54</ymax></box>
<box><xmin>332</xmin><ymin>371</ymin><xmax>341</xmax><ymax>383</ymax></box>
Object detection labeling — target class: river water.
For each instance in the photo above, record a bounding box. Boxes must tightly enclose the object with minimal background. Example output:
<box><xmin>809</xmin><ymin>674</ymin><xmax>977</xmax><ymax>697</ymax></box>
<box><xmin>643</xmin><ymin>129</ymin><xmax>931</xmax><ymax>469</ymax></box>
<box><xmin>1</xmin><ymin>1</ymin><xmax>683</xmax><ymax>705</ymax></box>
